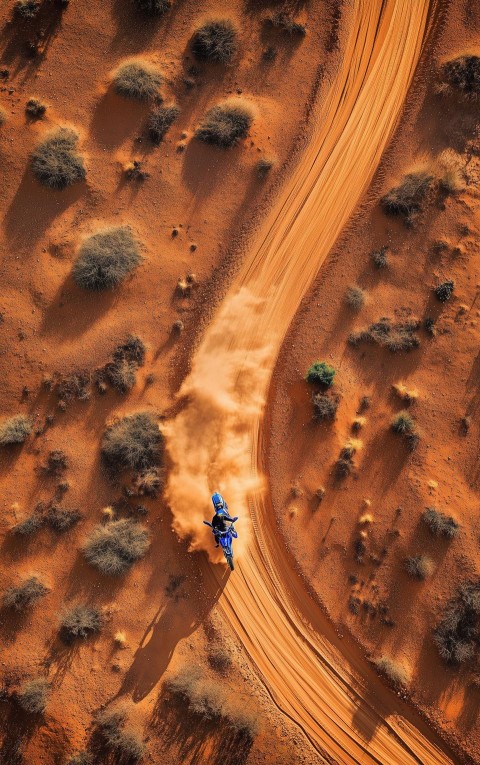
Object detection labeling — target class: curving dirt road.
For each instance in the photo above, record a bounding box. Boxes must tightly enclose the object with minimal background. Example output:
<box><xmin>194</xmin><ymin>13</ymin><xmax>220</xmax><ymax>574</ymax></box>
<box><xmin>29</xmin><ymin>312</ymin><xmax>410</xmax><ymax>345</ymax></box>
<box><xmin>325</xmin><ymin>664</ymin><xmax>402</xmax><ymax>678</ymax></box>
<box><xmin>166</xmin><ymin>1</ymin><xmax>457</xmax><ymax>763</ymax></box>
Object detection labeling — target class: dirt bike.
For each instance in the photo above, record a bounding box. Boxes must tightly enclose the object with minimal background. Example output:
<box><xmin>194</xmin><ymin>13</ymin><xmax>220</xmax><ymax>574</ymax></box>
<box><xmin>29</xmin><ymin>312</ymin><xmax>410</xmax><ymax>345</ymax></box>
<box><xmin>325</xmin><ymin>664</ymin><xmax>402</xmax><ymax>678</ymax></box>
<box><xmin>203</xmin><ymin>517</ymin><xmax>238</xmax><ymax>570</ymax></box>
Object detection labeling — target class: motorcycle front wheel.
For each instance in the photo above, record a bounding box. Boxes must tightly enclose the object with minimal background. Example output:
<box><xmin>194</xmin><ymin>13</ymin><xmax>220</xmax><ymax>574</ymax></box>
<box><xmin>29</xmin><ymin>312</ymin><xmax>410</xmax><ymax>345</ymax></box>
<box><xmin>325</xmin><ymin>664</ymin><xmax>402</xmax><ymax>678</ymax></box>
<box><xmin>226</xmin><ymin>555</ymin><xmax>234</xmax><ymax>571</ymax></box>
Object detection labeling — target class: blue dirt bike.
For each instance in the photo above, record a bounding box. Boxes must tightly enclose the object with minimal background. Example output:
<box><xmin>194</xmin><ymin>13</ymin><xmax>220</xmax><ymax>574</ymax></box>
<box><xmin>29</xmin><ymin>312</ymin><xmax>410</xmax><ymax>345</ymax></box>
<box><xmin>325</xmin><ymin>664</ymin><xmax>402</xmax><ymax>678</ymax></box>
<box><xmin>203</xmin><ymin>517</ymin><xmax>238</xmax><ymax>571</ymax></box>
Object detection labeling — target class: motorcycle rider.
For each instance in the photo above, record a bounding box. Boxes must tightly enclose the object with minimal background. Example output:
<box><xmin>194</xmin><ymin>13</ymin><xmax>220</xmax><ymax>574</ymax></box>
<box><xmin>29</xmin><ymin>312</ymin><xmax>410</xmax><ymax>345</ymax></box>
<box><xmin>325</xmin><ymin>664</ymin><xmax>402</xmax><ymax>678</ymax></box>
<box><xmin>210</xmin><ymin>492</ymin><xmax>236</xmax><ymax>547</ymax></box>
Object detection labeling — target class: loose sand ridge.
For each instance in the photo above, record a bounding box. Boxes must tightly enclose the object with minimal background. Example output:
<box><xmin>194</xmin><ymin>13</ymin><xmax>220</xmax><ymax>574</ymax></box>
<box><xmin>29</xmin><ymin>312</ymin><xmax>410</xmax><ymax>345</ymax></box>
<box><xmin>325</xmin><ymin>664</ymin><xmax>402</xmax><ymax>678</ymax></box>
<box><xmin>165</xmin><ymin>0</ymin><xmax>461</xmax><ymax>762</ymax></box>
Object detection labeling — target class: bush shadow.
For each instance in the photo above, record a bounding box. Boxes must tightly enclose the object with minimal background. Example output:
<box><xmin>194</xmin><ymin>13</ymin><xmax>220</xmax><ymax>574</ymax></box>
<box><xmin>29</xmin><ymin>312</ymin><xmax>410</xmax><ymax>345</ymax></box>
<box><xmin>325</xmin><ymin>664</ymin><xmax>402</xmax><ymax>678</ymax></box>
<box><xmin>90</xmin><ymin>90</ymin><xmax>150</xmax><ymax>151</ymax></box>
<box><xmin>40</xmin><ymin>275</ymin><xmax>120</xmax><ymax>339</ymax></box>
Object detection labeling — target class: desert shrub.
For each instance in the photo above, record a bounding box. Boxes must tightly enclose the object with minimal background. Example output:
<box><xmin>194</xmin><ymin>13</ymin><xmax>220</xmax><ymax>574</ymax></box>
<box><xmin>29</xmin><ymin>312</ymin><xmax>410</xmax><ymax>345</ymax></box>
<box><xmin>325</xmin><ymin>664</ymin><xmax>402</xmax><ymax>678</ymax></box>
<box><xmin>68</xmin><ymin>753</ymin><xmax>91</xmax><ymax>765</ymax></box>
<box><xmin>3</xmin><ymin>576</ymin><xmax>48</xmax><ymax>611</ymax></box>
<box><xmin>374</xmin><ymin>656</ymin><xmax>409</xmax><ymax>688</ymax></box>
<box><xmin>312</xmin><ymin>393</ymin><xmax>339</xmax><ymax>421</ymax></box>
<box><xmin>437</xmin><ymin>149</ymin><xmax>464</xmax><ymax>194</ymax></box>
<box><xmin>73</xmin><ymin>227</ymin><xmax>141</xmax><ymax>291</ymax></box>
<box><xmin>192</xmin><ymin>20</ymin><xmax>238</xmax><ymax>63</ymax></box>
<box><xmin>0</xmin><ymin>415</ymin><xmax>33</xmax><ymax>445</ymax></box>
<box><xmin>11</xmin><ymin>513</ymin><xmax>43</xmax><ymax>536</ymax></box>
<box><xmin>391</xmin><ymin>410</ymin><xmax>415</xmax><ymax>434</ymax></box>
<box><xmin>57</xmin><ymin>371</ymin><xmax>91</xmax><ymax>401</ymax></box>
<box><xmin>349</xmin><ymin>318</ymin><xmax>420</xmax><ymax>352</ymax></box>
<box><xmin>434</xmin><ymin>280</ymin><xmax>454</xmax><ymax>302</ymax></box>
<box><xmin>404</xmin><ymin>555</ymin><xmax>434</xmax><ymax>580</ymax></box>
<box><xmin>148</xmin><ymin>103</ymin><xmax>179</xmax><ymax>143</ymax></box>
<box><xmin>371</xmin><ymin>246</ymin><xmax>389</xmax><ymax>269</ymax></box>
<box><xmin>60</xmin><ymin>604</ymin><xmax>104</xmax><ymax>642</ymax></box>
<box><xmin>256</xmin><ymin>157</ymin><xmax>275</xmax><ymax>178</ymax></box>
<box><xmin>106</xmin><ymin>359</ymin><xmax>136</xmax><ymax>392</ymax></box>
<box><xmin>46</xmin><ymin>505</ymin><xmax>81</xmax><ymax>531</ymax></box>
<box><xmin>31</xmin><ymin>128</ymin><xmax>86</xmax><ymax>190</ymax></box>
<box><xmin>434</xmin><ymin>581</ymin><xmax>480</xmax><ymax>664</ymax></box>
<box><xmin>208</xmin><ymin>646</ymin><xmax>232</xmax><ymax>674</ymax></box>
<box><xmin>269</xmin><ymin>12</ymin><xmax>306</xmax><ymax>36</ymax></box>
<box><xmin>83</xmin><ymin>519</ymin><xmax>150</xmax><ymax>575</ymax></box>
<box><xmin>422</xmin><ymin>507</ymin><xmax>459</xmax><ymax>539</ymax></box>
<box><xmin>440</xmin><ymin>55</ymin><xmax>480</xmax><ymax>100</ymax></box>
<box><xmin>132</xmin><ymin>468</ymin><xmax>163</xmax><ymax>497</ymax></box>
<box><xmin>16</xmin><ymin>678</ymin><xmax>50</xmax><ymax>714</ymax></box>
<box><xmin>345</xmin><ymin>285</ymin><xmax>365</xmax><ymax>309</ymax></box>
<box><xmin>95</xmin><ymin>707</ymin><xmax>145</xmax><ymax>764</ymax></box>
<box><xmin>196</xmin><ymin>99</ymin><xmax>254</xmax><ymax>148</ymax></box>
<box><xmin>14</xmin><ymin>0</ymin><xmax>40</xmax><ymax>18</ymax></box>
<box><xmin>305</xmin><ymin>361</ymin><xmax>335</xmax><ymax>387</ymax></box>
<box><xmin>101</xmin><ymin>412</ymin><xmax>162</xmax><ymax>474</ymax></box>
<box><xmin>134</xmin><ymin>0</ymin><xmax>171</xmax><ymax>15</ymax></box>
<box><xmin>0</xmin><ymin>107</ymin><xmax>7</xmax><ymax>126</ymax></box>
<box><xmin>380</xmin><ymin>171</ymin><xmax>434</xmax><ymax>219</ymax></box>
<box><xmin>335</xmin><ymin>442</ymin><xmax>358</xmax><ymax>479</ymax></box>
<box><xmin>43</xmin><ymin>449</ymin><xmax>68</xmax><ymax>475</ymax></box>
<box><xmin>26</xmin><ymin>98</ymin><xmax>46</xmax><ymax>118</ymax></box>
<box><xmin>113</xmin><ymin>60</ymin><xmax>162</xmax><ymax>101</ymax></box>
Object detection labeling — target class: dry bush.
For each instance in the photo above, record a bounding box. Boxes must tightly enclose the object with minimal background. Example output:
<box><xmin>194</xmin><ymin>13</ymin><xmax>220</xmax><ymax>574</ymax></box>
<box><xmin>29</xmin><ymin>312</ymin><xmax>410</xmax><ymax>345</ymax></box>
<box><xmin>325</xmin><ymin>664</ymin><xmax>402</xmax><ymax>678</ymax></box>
<box><xmin>371</xmin><ymin>246</ymin><xmax>389</xmax><ymax>269</ymax></box>
<box><xmin>345</xmin><ymin>285</ymin><xmax>365</xmax><ymax>310</ymax></box>
<box><xmin>16</xmin><ymin>678</ymin><xmax>50</xmax><ymax>714</ymax></box>
<box><xmin>11</xmin><ymin>513</ymin><xmax>43</xmax><ymax>536</ymax></box>
<box><xmin>381</xmin><ymin>170</ymin><xmax>434</xmax><ymax>220</ymax></box>
<box><xmin>84</xmin><ymin>519</ymin><xmax>150</xmax><ymax>575</ymax></box>
<box><xmin>349</xmin><ymin>317</ymin><xmax>420</xmax><ymax>352</ymax></box>
<box><xmin>101</xmin><ymin>412</ymin><xmax>162</xmax><ymax>477</ymax></box>
<box><xmin>31</xmin><ymin>127</ymin><xmax>86</xmax><ymax>189</ymax></box>
<box><xmin>439</xmin><ymin>55</ymin><xmax>480</xmax><ymax>100</ymax></box>
<box><xmin>207</xmin><ymin>646</ymin><xmax>232</xmax><ymax>674</ymax></box>
<box><xmin>46</xmin><ymin>505</ymin><xmax>81</xmax><ymax>531</ymax></box>
<box><xmin>256</xmin><ymin>157</ymin><xmax>275</xmax><ymax>178</ymax></box>
<box><xmin>192</xmin><ymin>19</ymin><xmax>238</xmax><ymax>63</ymax></box>
<box><xmin>392</xmin><ymin>382</ymin><xmax>418</xmax><ymax>403</ymax></box>
<box><xmin>3</xmin><ymin>576</ymin><xmax>48</xmax><ymax>611</ymax></box>
<box><xmin>132</xmin><ymin>468</ymin><xmax>163</xmax><ymax>497</ymax></box>
<box><xmin>14</xmin><ymin>0</ymin><xmax>41</xmax><ymax>18</ymax></box>
<box><xmin>60</xmin><ymin>604</ymin><xmax>104</xmax><ymax>642</ymax></box>
<box><xmin>0</xmin><ymin>106</ymin><xmax>7</xmax><ymax>125</ymax></box>
<box><xmin>335</xmin><ymin>440</ymin><xmax>360</xmax><ymax>479</ymax></box>
<box><xmin>312</xmin><ymin>393</ymin><xmax>339</xmax><ymax>421</ymax></box>
<box><xmin>26</xmin><ymin>97</ymin><xmax>46</xmax><ymax>118</ymax></box>
<box><xmin>196</xmin><ymin>99</ymin><xmax>254</xmax><ymax>148</ymax></box>
<box><xmin>0</xmin><ymin>415</ymin><xmax>33</xmax><ymax>445</ymax></box>
<box><xmin>268</xmin><ymin>12</ymin><xmax>306</xmax><ymax>36</ymax></box>
<box><xmin>68</xmin><ymin>753</ymin><xmax>91</xmax><ymax>765</ymax></box>
<box><xmin>95</xmin><ymin>707</ymin><xmax>145</xmax><ymax>764</ymax></box>
<box><xmin>113</xmin><ymin>60</ymin><xmax>162</xmax><ymax>101</ymax></box>
<box><xmin>436</xmin><ymin>149</ymin><xmax>465</xmax><ymax>194</ymax></box>
<box><xmin>73</xmin><ymin>227</ymin><xmax>141</xmax><ymax>291</ymax></box>
<box><xmin>57</xmin><ymin>371</ymin><xmax>91</xmax><ymax>401</ymax></box>
<box><xmin>434</xmin><ymin>280</ymin><xmax>454</xmax><ymax>302</ymax></box>
<box><xmin>422</xmin><ymin>507</ymin><xmax>459</xmax><ymax>539</ymax></box>
<box><xmin>404</xmin><ymin>555</ymin><xmax>434</xmax><ymax>580</ymax></box>
<box><xmin>391</xmin><ymin>410</ymin><xmax>415</xmax><ymax>435</ymax></box>
<box><xmin>43</xmin><ymin>449</ymin><xmax>69</xmax><ymax>475</ymax></box>
<box><xmin>434</xmin><ymin>581</ymin><xmax>480</xmax><ymax>664</ymax></box>
<box><xmin>305</xmin><ymin>361</ymin><xmax>335</xmax><ymax>387</ymax></box>
<box><xmin>374</xmin><ymin>656</ymin><xmax>409</xmax><ymax>688</ymax></box>
<box><xmin>148</xmin><ymin>103</ymin><xmax>180</xmax><ymax>143</ymax></box>
<box><xmin>134</xmin><ymin>0</ymin><xmax>171</xmax><ymax>15</ymax></box>
<box><xmin>103</xmin><ymin>335</ymin><xmax>146</xmax><ymax>393</ymax></box>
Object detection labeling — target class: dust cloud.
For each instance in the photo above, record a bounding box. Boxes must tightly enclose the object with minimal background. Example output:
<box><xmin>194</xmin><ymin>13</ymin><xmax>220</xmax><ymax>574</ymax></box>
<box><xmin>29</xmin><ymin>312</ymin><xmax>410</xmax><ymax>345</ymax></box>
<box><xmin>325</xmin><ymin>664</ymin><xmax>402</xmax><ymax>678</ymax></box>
<box><xmin>163</xmin><ymin>287</ymin><xmax>275</xmax><ymax>562</ymax></box>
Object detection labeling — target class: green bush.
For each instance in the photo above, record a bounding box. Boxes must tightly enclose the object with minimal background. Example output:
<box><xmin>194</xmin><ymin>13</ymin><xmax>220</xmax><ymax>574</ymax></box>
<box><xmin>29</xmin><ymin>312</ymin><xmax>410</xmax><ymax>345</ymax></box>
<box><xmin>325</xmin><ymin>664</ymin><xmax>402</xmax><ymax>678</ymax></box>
<box><xmin>0</xmin><ymin>415</ymin><xmax>33</xmax><ymax>445</ymax></box>
<box><xmin>31</xmin><ymin>128</ymin><xmax>86</xmax><ymax>190</ymax></box>
<box><xmin>113</xmin><ymin>60</ymin><xmax>162</xmax><ymax>101</ymax></box>
<box><xmin>60</xmin><ymin>604</ymin><xmax>104</xmax><ymax>642</ymax></box>
<box><xmin>3</xmin><ymin>576</ymin><xmax>48</xmax><ymax>611</ymax></box>
<box><xmin>374</xmin><ymin>656</ymin><xmax>408</xmax><ymax>688</ymax></box>
<box><xmin>380</xmin><ymin>171</ymin><xmax>434</xmax><ymax>219</ymax></box>
<box><xmin>391</xmin><ymin>410</ymin><xmax>415</xmax><ymax>434</ymax></box>
<box><xmin>404</xmin><ymin>555</ymin><xmax>434</xmax><ymax>580</ymax></box>
<box><xmin>16</xmin><ymin>678</ymin><xmax>50</xmax><ymax>714</ymax></box>
<box><xmin>148</xmin><ymin>104</ymin><xmax>180</xmax><ymax>143</ymax></box>
<box><xmin>72</xmin><ymin>227</ymin><xmax>141</xmax><ymax>291</ymax></box>
<box><xmin>192</xmin><ymin>20</ymin><xmax>238</xmax><ymax>63</ymax></box>
<box><xmin>83</xmin><ymin>519</ymin><xmax>150</xmax><ymax>576</ymax></box>
<box><xmin>305</xmin><ymin>361</ymin><xmax>335</xmax><ymax>387</ymax></box>
<box><xmin>422</xmin><ymin>507</ymin><xmax>459</xmax><ymax>539</ymax></box>
<box><xmin>134</xmin><ymin>0</ymin><xmax>171</xmax><ymax>15</ymax></box>
<box><xmin>196</xmin><ymin>99</ymin><xmax>254</xmax><ymax>148</ymax></box>
<box><xmin>101</xmin><ymin>412</ymin><xmax>162</xmax><ymax>474</ymax></box>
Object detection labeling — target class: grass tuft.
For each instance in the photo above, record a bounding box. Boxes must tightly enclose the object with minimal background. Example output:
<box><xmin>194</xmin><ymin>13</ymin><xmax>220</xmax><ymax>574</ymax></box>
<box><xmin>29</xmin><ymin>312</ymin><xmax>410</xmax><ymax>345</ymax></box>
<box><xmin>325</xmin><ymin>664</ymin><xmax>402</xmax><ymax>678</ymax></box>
<box><xmin>192</xmin><ymin>19</ymin><xmax>238</xmax><ymax>63</ymax></box>
<box><xmin>113</xmin><ymin>60</ymin><xmax>162</xmax><ymax>101</ymax></box>
<box><xmin>31</xmin><ymin>127</ymin><xmax>86</xmax><ymax>189</ymax></box>
<box><xmin>60</xmin><ymin>604</ymin><xmax>104</xmax><ymax>642</ymax></box>
<box><xmin>84</xmin><ymin>519</ymin><xmax>150</xmax><ymax>576</ymax></box>
<box><xmin>148</xmin><ymin>103</ymin><xmax>180</xmax><ymax>143</ymax></box>
<box><xmin>3</xmin><ymin>576</ymin><xmax>48</xmax><ymax>611</ymax></box>
<box><xmin>16</xmin><ymin>678</ymin><xmax>50</xmax><ymax>714</ymax></box>
<box><xmin>196</xmin><ymin>99</ymin><xmax>254</xmax><ymax>148</ymax></box>
<box><xmin>422</xmin><ymin>507</ymin><xmax>459</xmax><ymax>539</ymax></box>
<box><xmin>73</xmin><ymin>227</ymin><xmax>141</xmax><ymax>291</ymax></box>
<box><xmin>404</xmin><ymin>555</ymin><xmax>435</xmax><ymax>580</ymax></box>
<box><xmin>0</xmin><ymin>415</ymin><xmax>33</xmax><ymax>445</ymax></box>
<box><xmin>374</xmin><ymin>656</ymin><xmax>409</xmax><ymax>688</ymax></box>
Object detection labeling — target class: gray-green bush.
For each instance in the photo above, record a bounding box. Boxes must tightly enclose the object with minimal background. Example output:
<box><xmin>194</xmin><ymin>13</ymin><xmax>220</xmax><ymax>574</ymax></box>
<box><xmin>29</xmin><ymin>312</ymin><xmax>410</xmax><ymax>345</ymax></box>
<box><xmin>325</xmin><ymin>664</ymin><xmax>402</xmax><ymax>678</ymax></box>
<box><xmin>31</xmin><ymin>128</ymin><xmax>86</xmax><ymax>190</ymax></box>
<box><xmin>60</xmin><ymin>604</ymin><xmax>104</xmax><ymax>642</ymax></box>
<box><xmin>192</xmin><ymin>20</ymin><xmax>238</xmax><ymax>63</ymax></box>
<box><xmin>0</xmin><ymin>415</ymin><xmax>33</xmax><ymax>445</ymax></box>
<box><xmin>73</xmin><ymin>227</ymin><xmax>141</xmax><ymax>291</ymax></box>
<box><xmin>83</xmin><ymin>519</ymin><xmax>150</xmax><ymax>575</ymax></box>
<box><xmin>113</xmin><ymin>60</ymin><xmax>162</xmax><ymax>101</ymax></box>
<box><xmin>101</xmin><ymin>412</ymin><xmax>162</xmax><ymax>474</ymax></box>
<box><xmin>3</xmin><ymin>576</ymin><xmax>48</xmax><ymax>611</ymax></box>
<box><xmin>196</xmin><ymin>100</ymin><xmax>254</xmax><ymax>148</ymax></box>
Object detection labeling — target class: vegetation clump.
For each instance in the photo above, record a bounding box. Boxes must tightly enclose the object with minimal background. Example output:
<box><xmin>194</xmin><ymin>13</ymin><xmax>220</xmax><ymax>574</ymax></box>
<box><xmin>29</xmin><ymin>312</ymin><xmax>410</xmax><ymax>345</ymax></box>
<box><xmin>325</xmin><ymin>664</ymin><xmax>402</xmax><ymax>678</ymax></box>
<box><xmin>404</xmin><ymin>555</ymin><xmax>434</xmax><ymax>580</ymax></box>
<box><xmin>104</xmin><ymin>335</ymin><xmax>146</xmax><ymax>393</ymax></box>
<box><xmin>349</xmin><ymin>317</ymin><xmax>420</xmax><ymax>352</ymax></box>
<box><xmin>305</xmin><ymin>361</ymin><xmax>335</xmax><ymax>387</ymax></box>
<box><xmin>16</xmin><ymin>678</ymin><xmax>50</xmax><ymax>714</ymax></box>
<box><xmin>0</xmin><ymin>415</ymin><xmax>33</xmax><ymax>445</ymax></box>
<box><xmin>101</xmin><ymin>412</ymin><xmax>162</xmax><ymax>476</ymax></box>
<box><xmin>371</xmin><ymin>246</ymin><xmax>389</xmax><ymax>269</ymax></box>
<box><xmin>11</xmin><ymin>513</ymin><xmax>43</xmax><ymax>537</ymax></box>
<box><xmin>31</xmin><ymin>128</ymin><xmax>86</xmax><ymax>189</ymax></box>
<box><xmin>391</xmin><ymin>410</ymin><xmax>415</xmax><ymax>434</ymax></box>
<box><xmin>73</xmin><ymin>227</ymin><xmax>141</xmax><ymax>291</ymax></box>
<box><xmin>335</xmin><ymin>440</ymin><xmax>359</xmax><ymax>479</ymax></box>
<box><xmin>374</xmin><ymin>656</ymin><xmax>409</xmax><ymax>688</ymax></box>
<box><xmin>192</xmin><ymin>20</ymin><xmax>238</xmax><ymax>63</ymax></box>
<box><xmin>256</xmin><ymin>157</ymin><xmax>275</xmax><ymax>178</ymax></box>
<box><xmin>134</xmin><ymin>0</ymin><xmax>171</xmax><ymax>15</ymax></box>
<box><xmin>208</xmin><ymin>646</ymin><xmax>232</xmax><ymax>674</ymax></box>
<box><xmin>268</xmin><ymin>12</ymin><xmax>306</xmax><ymax>36</ymax></box>
<box><xmin>132</xmin><ymin>467</ymin><xmax>163</xmax><ymax>497</ymax></box>
<box><xmin>196</xmin><ymin>99</ymin><xmax>254</xmax><ymax>148</ymax></box>
<box><xmin>148</xmin><ymin>103</ymin><xmax>180</xmax><ymax>143</ymax></box>
<box><xmin>380</xmin><ymin>170</ymin><xmax>434</xmax><ymax>221</ymax></box>
<box><xmin>46</xmin><ymin>505</ymin><xmax>81</xmax><ymax>531</ymax></box>
<box><xmin>60</xmin><ymin>604</ymin><xmax>104</xmax><ymax>642</ymax></box>
<box><xmin>83</xmin><ymin>519</ymin><xmax>150</xmax><ymax>575</ymax></box>
<box><xmin>0</xmin><ymin>106</ymin><xmax>7</xmax><ymax>126</ymax></box>
<box><xmin>3</xmin><ymin>576</ymin><xmax>48</xmax><ymax>611</ymax></box>
<box><xmin>434</xmin><ymin>581</ymin><xmax>480</xmax><ymax>664</ymax></box>
<box><xmin>14</xmin><ymin>0</ymin><xmax>41</xmax><ymax>18</ymax></box>
<box><xmin>434</xmin><ymin>280</ymin><xmax>454</xmax><ymax>302</ymax></box>
<box><xmin>345</xmin><ymin>285</ymin><xmax>365</xmax><ymax>310</ymax></box>
<box><xmin>26</xmin><ymin>98</ymin><xmax>46</xmax><ymax>118</ymax></box>
<box><xmin>440</xmin><ymin>55</ymin><xmax>480</xmax><ymax>100</ymax></box>
<box><xmin>94</xmin><ymin>707</ymin><xmax>145</xmax><ymax>764</ymax></box>
<box><xmin>43</xmin><ymin>449</ymin><xmax>69</xmax><ymax>476</ymax></box>
<box><xmin>422</xmin><ymin>507</ymin><xmax>459</xmax><ymax>539</ymax></box>
<box><xmin>312</xmin><ymin>393</ymin><xmax>339</xmax><ymax>421</ymax></box>
<box><xmin>113</xmin><ymin>60</ymin><xmax>162</xmax><ymax>101</ymax></box>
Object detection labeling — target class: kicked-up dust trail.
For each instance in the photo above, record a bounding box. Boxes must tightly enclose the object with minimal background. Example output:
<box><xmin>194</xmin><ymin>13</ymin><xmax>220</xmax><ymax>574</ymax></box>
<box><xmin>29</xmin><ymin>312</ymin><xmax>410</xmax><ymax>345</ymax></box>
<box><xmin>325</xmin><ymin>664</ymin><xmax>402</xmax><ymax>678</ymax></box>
<box><xmin>166</xmin><ymin>1</ymin><xmax>456</xmax><ymax>763</ymax></box>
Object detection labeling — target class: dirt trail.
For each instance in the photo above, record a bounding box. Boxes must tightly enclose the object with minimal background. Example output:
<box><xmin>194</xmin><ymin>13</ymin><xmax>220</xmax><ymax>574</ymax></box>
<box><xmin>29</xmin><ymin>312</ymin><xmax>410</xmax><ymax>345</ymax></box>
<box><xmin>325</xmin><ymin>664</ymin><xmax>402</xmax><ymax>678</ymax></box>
<box><xmin>166</xmin><ymin>1</ymin><xmax>456</xmax><ymax>762</ymax></box>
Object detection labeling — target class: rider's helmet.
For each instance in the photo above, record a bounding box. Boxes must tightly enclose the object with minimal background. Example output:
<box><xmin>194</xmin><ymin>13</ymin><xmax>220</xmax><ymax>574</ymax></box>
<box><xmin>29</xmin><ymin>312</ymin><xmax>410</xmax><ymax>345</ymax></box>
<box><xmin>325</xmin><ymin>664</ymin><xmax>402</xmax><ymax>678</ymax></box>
<box><xmin>212</xmin><ymin>492</ymin><xmax>226</xmax><ymax>514</ymax></box>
